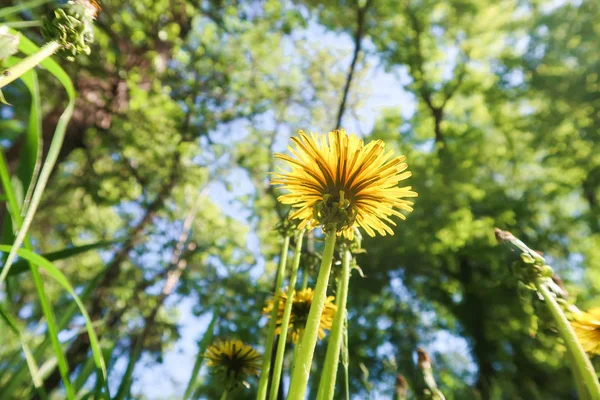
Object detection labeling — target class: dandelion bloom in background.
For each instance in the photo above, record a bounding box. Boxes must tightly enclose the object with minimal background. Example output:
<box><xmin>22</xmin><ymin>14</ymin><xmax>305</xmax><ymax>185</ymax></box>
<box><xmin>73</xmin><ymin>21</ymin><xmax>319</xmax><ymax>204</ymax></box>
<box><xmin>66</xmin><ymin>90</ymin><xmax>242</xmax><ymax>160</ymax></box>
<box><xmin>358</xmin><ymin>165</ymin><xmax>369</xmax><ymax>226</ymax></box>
<box><xmin>572</xmin><ymin>308</ymin><xmax>600</xmax><ymax>354</ymax></box>
<box><xmin>205</xmin><ymin>340</ymin><xmax>262</xmax><ymax>387</ymax></box>
<box><xmin>263</xmin><ymin>287</ymin><xmax>336</xmax><ymax>343</ymax></box>
<box><xmin>271</xmin><ymin>129</ymin><xmax>417</xmax><ymax>239</ymax></box>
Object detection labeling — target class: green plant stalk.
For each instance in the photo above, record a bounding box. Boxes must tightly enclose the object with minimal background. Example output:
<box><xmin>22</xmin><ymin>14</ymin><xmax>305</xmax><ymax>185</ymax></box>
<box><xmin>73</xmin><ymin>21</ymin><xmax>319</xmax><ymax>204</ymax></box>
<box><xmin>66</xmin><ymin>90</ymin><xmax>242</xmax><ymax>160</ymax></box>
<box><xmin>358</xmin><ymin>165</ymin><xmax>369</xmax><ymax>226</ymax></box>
<box><xmin>342</xmin><ymin>313</ymin><xmax>350</xmax><ymax>400</ymax></box>
<box><xmin>220</xmin><ymin>387</ymin><xmax>229</xmax><ymax>400</ymax></box>
<box><xmin>290</xmin><ymin>331</ymin><xmax>304</xmax><ymax>374</ymax></box>
<box><xmin>568</xmin><ymin>350</ymin><xmax>591</xmax><ymax>400</ymax></box>
<box><xmin>114</xmin><ymin>330</ymin><xmax>144</xmax><ymax>400</ymax></box>
<box><xmin>2</xmin><ymin>21</ymin><xmax>42</xmax><ymax>28</ymax></box>
<box><xmin>256</xmin><ymin>235</ymin><xmax>290</xmax><ymax>400</ymax></box>
<box><xmin>317</xmin><ymin>247</ymin><xmax>351</xmax><ymax>400</ymax></box>
<box><xmin>0</xmin><ymin>42</ymin><xmax>60</xmax><ymax>90</ymax></box>
<box><xmin>269</xmin><ymin>231</ymin><xmax>304</xmax><ymax>400</ymax></box>
<box><xmin>301</xmin><ymin>267</ymin><xmax>309</xmax><ymax>290</ymax></box>
<box><xmin>535</xmin><ymin>278</ymin><xmax>600</xmax><ymax>399</ymax></box>
<box><xmin>184</xmin><ymin>305</ymin><xmax>220</xmax><ymax>399</ymax></box>
<box><xmin>0</xmin><ymin>151</ymin><xmax>75</xmax><ymax>398</ymax></box>
<box><xmin>287</xmin><ymin>229</ymin><xmax>337</xmax><ymax>400</ymax></box>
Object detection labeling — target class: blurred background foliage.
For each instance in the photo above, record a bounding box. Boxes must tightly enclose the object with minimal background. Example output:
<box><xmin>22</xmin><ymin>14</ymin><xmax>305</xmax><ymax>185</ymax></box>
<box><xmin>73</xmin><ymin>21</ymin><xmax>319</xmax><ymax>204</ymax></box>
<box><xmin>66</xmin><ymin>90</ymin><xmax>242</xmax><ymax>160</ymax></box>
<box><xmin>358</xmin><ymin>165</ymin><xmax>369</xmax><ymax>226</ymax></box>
<box><xmin>0</xmin><ymin>0</ymin><xmax>599</xmax><ymax>399</ymax></box>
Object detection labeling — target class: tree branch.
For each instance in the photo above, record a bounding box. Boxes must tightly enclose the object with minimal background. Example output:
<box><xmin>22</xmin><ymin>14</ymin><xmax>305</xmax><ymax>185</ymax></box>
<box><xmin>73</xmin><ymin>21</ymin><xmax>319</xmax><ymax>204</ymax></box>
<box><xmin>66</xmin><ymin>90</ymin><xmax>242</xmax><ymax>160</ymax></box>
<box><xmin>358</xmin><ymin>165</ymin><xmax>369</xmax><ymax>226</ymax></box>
<box><xmin>334</xmin><ymin>0</ymin><xmax>373</xmax><ymax>130</ymax></box>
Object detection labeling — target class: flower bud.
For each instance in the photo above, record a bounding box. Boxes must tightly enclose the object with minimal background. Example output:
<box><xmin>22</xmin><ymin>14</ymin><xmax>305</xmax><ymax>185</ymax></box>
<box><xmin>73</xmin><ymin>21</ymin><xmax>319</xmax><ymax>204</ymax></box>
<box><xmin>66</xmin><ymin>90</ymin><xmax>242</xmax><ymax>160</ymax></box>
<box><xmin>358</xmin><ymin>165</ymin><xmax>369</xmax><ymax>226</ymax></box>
<box><xmin>42</xmin><ymin>1</ymin><xmax>97</xmax><ymax>61</ymax></box>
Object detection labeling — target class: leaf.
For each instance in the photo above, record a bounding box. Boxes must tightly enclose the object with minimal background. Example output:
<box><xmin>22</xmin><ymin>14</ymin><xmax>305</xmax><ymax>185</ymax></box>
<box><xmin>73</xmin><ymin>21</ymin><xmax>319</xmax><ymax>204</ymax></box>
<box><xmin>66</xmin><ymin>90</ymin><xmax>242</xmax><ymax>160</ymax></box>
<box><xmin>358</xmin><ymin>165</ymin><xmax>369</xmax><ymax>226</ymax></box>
<box><xmin>14</xmin><ymin>64</ymin><xmax>43</xmax><ymax>215</ymax></box>
<box><xmin>0</xmin><ymin>303</ymin><xmax>45</xmax><ymax>395</ymax></box>
<box><xmin>0</xmin><ymin>149</ymin><xmax>74</xmax><ymax>398</ymax></box>
<box><xmin>0</xmin><ymin>245</ymin><xmax>109</xmax><ymax>391</ymax></box>
<box><xmin>2</xmin><ymin>240</ymin><xmax>119</xmax><ymax>277</ymax></box>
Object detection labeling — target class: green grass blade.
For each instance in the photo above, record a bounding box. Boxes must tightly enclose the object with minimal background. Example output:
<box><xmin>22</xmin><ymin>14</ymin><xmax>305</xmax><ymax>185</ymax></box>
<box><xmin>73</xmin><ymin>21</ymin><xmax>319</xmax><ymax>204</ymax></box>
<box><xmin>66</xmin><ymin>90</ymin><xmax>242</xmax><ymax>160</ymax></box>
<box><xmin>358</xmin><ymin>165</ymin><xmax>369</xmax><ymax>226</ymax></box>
<box><xmin>0</xmin><ymin>303</ymin><xmax>47</xmax><ymax>399</ymax></box>
<box><xmin>0</xmin><ymin>245</ymin><xmax>108</xmax><ymax>393</ymax></box>
<box><xmin>0</xmin><ymin>151</ymin><xmax>75</xmax><ymax>399</ymax></box>
<box><xmin>0</xmin><ymin>0</ymin><xmax>51</xmax><ymax>18</ymax></box>
<box><xmin>15</xmin><ymin>64</ymin><xmax>43</xmax><ymax>215</ymax></box>
<box><xmin>0</xmin><ymin>271</ymin><xmax>104</xmax><ymax>397</ymax></box>
<box><xmin>0</xmin><ymin>29</ymin><xmax>75</xmax><ymax>282</ymax></box>
<box><xmin>75</xmin><ymin>343</ymin><xmax>114</xmax><ymax>396</ymax></box>
<box><xmin>183</xmin><ymin>306</ymin><xmax>220</xmax><ymax>399</ymax></box>
<box><xmin>3</xmin><ymin>240</ymin><xmax>119</xmax><ymax>277</ymax></box>
<box><xmin>114</xmin><ymin>332</ymin><xmax>143</xmax><ymax>400</ymax></box>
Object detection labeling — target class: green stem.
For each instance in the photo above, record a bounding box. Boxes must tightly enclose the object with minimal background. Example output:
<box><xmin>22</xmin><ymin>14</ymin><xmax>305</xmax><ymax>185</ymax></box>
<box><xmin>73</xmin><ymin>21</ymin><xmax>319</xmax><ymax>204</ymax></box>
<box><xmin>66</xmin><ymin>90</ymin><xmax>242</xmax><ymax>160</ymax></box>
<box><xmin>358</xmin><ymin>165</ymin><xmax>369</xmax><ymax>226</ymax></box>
<box><xmin>2</xmin><ymin>21</ymin><xmax>42</xmax><ymax>28</ymax></box>
<box><xmin>317</xmin><ymin>247</ymin><xmax>351</xmax><ymax>400</ymax></box>
<box><xmin>256</xmin><ymin>235</ymin><xmax>290</xmax><ymax>400</ymax></box>
<box><xmin>291</xmin><ymin>331</ymin><xmax>304</xmax><ymax>374</ymax></box>
<box><xmin>220</xmin><ymin>386</ymin><xmax>229</xmax><ymax>400</ymax></box>
<box><xmin>287</xmin><ymin>229</ymin><xmax>337</xmax><ymax>400</ymax></box>
<box><xmin>301</xmin><ymin>267</ymin><xmax>309</xmax><ymax>290</ymax></box>
<box><xmin>535</xmin><ymin>278</ymin><xmax>600</xmax><ymax>399</ymax></box>
<box><xmin>269</xmin><ymin>231</ymin><xmax>304</xmax><ymax>400</ymax></box>
<box><xmin>0</xmin><ymin>41</ymin><xmax>60</xmax><ymax>90</ymax></box>
<box><xmin>184</xmin><ymin>304</ymin><xmax>220</xmax><ymax>399</ymax></box>
<box><xmin>568</xmin><ymin>350</ymin><xmax>591</xmax><ymax>400</ymax></box>
<box><xmin>342</xmin><ymin>313</ymin><xmax>350</xmax><ymax>400</ymax></box>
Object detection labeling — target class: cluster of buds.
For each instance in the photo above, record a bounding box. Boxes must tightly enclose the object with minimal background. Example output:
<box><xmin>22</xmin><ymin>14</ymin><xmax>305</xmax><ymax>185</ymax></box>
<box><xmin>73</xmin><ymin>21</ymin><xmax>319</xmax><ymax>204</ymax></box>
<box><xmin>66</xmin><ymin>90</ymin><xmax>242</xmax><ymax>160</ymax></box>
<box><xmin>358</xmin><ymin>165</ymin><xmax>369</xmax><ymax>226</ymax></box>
<box><xmin>275</xmin><ymin>217</ymin><xmax>298</xmax><ymax>238</ymax></box>
<box><xmin>495</xmin><ymin>229</ymin><xmax>554</xmax><ymax>286</ymax></box>
<box><xmin>495</xmin><ymin>228</ymin><xmax>569</xmax><ymax>308</ymax></box>
<box><xmin>42</xmin><ymin>0</ymin><xmax>98</xmax><ymax>61</ymax></box>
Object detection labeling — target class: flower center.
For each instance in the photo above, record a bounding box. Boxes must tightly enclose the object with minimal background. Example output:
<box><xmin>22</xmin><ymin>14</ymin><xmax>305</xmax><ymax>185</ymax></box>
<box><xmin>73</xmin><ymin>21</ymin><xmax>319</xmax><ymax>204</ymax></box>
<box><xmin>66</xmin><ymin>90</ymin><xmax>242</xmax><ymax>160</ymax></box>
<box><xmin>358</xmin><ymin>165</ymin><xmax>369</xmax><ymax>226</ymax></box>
<box><xmin>222</xmin><ymin>354</ymin><xmax>246</xmax><ymax>375</ymax></box>
<box><xmin>291</xmin><ymin>299</ymin><xmax>312</xmax><ymax>328</ymax></box>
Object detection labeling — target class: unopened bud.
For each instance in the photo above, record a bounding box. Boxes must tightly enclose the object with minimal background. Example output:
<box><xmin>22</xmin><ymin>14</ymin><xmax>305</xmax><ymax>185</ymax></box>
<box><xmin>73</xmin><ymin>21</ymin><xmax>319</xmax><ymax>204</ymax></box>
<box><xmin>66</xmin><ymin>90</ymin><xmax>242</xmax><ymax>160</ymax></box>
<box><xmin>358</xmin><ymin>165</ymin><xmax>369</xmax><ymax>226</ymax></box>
<box><xmin>42</xmin><ymin>1</ymin><xmax>98</xmax><ymax>61</ymax></box>
<box><xmin>541</xmin><ymin>265</ymin><xmax>554</xmax><ymax>278</ymax></box>
<box><xmin>520</xmin><ymin>253</ymin><xmax>535</xmax><ymax>264</ymax></box>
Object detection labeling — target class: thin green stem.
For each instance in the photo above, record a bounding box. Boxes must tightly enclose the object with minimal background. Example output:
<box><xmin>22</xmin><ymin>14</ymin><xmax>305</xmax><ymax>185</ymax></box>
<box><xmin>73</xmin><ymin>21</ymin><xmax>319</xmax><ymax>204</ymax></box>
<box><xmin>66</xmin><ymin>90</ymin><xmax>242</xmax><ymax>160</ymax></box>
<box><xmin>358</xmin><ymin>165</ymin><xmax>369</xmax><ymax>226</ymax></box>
<box><xmin>2</xmin><ymin>21</ymin><xmax>42</xmax><ymax>28</ymax></box>
<box><xmin>287</xmin><ymin>229</ymin><xmax>337</xmax><ymax>400</ymax></box>
<box><xmin>535</xmin><ymin>278</ymin><xmax>600</xmax><ymax>399</ymax></box>
<box><xmin>568</xmin><ymin>350</ymin><xmax>591</xmax><ymax>400</ymax></box>
<box><xmin>256</xmin><ymin>235</ymin><xmax>290</xmax><ymax>400</ymax></box>
<box><xmin>342</xmin><ymin>313</ymin><xmax>350</xmax><ymax>400</ymax></box>
<box><xmin>0</xmin><ymin>42</ymin><xmax>60</xmax><ymax>90</ymax></box>
<box><xmin>317</xmin><ymin>247</ymin><xmax>351</xmax><ymax>400</ymax></box>
<box><xmin>301</xmin><ymin>267</ymin><xmax>309</xmax><ymax>290</ymax></box>
<box><xmin>269</xmin><ymin>231</ymin><xmax>304</xmax><ymax>400</ymax></box>
<box><xmin>220</xmin><ymin>386</ymin><xmax>229</xmax><ymax>400</ymax></box>
<box><xmin>184</xmin><ymin>304</ymin><xmax>220</xmax><ymax>399</ymax></box>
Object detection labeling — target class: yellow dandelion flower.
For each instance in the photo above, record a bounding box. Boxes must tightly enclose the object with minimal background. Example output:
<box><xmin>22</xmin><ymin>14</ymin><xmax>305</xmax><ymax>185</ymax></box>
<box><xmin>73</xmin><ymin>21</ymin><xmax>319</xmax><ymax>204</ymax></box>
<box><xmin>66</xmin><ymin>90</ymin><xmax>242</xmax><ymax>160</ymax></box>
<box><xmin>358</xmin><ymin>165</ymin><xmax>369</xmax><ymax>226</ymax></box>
<box><xmin>263</xmin><ymin>287</ymin><xmax>337</xmax><ymax>343</ymax></box>
<box><xmin>205</xmin><ymin>340</ymin><xmax>262</xmax><ymax>386</ymax></box>
<box><xmin>572</xmin><ymin>308</ymin><xmax>600</xmax><ymax>355</ymax></box>
<box><xmin>271</xmin><ymin>129</ymin><xmax>417</xmax><ymax>239</ymax></box>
